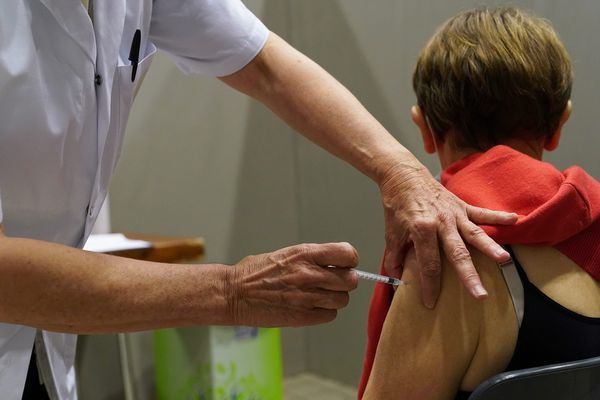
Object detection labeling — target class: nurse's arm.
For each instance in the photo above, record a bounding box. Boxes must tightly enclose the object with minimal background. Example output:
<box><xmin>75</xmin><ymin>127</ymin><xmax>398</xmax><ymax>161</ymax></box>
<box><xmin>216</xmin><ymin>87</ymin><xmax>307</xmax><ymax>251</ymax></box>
<box><xmin>0</xmin><ymin>228</ymin><xmax>357</xmax><ymax>333</ymax></box>
<box><xmin>220</xmin><ymin>32</ymin><xmax>516</xmax><ymax>308</ymax></box>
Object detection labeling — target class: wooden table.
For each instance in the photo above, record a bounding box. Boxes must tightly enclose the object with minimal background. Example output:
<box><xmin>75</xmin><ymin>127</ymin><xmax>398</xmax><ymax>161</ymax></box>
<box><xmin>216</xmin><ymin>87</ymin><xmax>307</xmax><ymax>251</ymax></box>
<box><xmin>108</xmin><ymin>232</ymin><xmax>205</xmax><ymax>263</ymax></box>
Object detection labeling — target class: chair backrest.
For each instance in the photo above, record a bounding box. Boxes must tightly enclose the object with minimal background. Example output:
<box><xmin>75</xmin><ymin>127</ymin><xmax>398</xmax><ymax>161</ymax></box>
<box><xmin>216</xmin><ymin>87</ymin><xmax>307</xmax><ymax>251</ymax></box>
<box><xmin>468</xmin><ymin>356</ymin><xmax>600</xmax><ymax>400</ymax></box>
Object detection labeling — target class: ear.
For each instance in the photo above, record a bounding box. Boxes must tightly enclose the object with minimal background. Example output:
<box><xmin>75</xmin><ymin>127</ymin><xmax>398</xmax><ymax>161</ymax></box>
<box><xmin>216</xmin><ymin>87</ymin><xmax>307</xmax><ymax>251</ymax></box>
<box><xmin>545</xmin><ymin>100</ymin><xmax>572</xmax><ymax>151</ymax></box>
<box><xmin>411</xmin><ymin>106</ymin><xmax>436</xmax><ymax>154</ymax></box>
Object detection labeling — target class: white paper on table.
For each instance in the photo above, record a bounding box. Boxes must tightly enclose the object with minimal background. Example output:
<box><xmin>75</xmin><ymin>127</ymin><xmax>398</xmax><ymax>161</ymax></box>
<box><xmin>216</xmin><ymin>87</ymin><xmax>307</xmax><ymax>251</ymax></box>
<box><xmin>83</xmin><ymin>233</ymin><xmax>152</xmax><ymax>253</ymax></box>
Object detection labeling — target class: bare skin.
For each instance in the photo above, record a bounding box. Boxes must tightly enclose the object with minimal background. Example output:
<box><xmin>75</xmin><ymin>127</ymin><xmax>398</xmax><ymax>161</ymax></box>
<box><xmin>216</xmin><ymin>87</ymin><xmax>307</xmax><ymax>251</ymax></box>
<box><xmin>0</xmin><ymin>228</ymin><xmax>358</xmax><ymax>333</ymax></box>
<box><xmin>221</xmin><ymin>32</ymin><xmax>517</xmax><ymax>308</ymax></box>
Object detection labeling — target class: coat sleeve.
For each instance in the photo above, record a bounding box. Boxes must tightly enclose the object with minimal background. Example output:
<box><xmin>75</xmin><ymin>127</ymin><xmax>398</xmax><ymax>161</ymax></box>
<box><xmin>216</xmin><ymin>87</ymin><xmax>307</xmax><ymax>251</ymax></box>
<box><xmin>149</xmin><ymin>0</ymin><xmax>269</xmax><ymax>77</ymax></box>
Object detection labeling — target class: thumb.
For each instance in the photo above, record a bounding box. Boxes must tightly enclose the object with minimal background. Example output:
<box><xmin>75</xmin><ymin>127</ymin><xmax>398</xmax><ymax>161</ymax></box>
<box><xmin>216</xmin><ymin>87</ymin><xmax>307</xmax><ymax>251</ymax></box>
<box><xmin>383</xmin><ymin>246</ymin><xmax>406</xmax><ymax>279</ymax></box>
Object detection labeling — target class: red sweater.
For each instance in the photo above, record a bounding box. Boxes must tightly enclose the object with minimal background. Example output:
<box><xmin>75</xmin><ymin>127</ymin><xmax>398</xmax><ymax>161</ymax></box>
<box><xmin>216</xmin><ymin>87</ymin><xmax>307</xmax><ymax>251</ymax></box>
<box><xmin>358</xmin><ymin>145</ymin><xmax>600</xmax><ymax>398</ymax></box>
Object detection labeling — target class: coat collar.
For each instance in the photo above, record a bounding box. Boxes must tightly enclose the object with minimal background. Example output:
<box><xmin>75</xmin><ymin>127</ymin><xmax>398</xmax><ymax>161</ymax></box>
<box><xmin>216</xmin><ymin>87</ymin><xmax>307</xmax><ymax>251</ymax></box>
<box><xmin>38</xmin><ymin>0</ymin><xmax>127</xmax><ymax>79</ymax></box>
<box><xmin>92</xmin><ymin>0</ymin><xmax>127</xmax><ymax>72</ymax></box>
<box><xmin>38</xmin><ymin>0</ymin><xmax>97</xmax><ymax>63</ymax></box>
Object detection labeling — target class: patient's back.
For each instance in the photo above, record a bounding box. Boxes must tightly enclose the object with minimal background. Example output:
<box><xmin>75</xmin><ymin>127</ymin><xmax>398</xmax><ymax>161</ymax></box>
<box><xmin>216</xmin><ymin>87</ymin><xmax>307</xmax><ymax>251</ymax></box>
<box><xmin>464</xmin><ymin>245</ymin><xmax>600</xmax><ymax>388</ymax></box>
<box><xmin>512</xmin><ymin>245</ymin><xmax>600</xmax><ymax>319</ymax></box>
<box><xmin>500</xmin><ymin>245</ymin><xmax>600</xmax><ymax>369</ymax></box>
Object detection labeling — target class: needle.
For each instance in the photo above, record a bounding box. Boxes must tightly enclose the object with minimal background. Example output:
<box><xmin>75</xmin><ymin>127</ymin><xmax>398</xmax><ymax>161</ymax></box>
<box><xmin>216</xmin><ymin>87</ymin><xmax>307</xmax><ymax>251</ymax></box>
<box><xmin>355</xmin><ymin>269</ymin><xmax>405</xmax><ymax>286</ymax></box>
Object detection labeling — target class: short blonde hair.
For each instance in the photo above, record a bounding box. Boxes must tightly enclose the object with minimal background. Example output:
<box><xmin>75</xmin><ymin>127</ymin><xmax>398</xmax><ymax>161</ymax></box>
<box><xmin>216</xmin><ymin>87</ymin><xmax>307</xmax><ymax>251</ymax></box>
<box><xmin>413</xmin><ymin>7</ymin><xmax>572</xmax><ymax>150</ymax></box>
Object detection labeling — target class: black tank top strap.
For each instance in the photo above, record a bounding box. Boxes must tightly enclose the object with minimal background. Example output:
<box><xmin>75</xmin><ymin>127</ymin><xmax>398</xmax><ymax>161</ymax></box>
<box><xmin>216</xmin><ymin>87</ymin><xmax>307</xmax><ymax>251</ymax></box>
<box><xmin>504</xmin><ymin>245</ymin><xmax>531</xmax><ymax>285</ymax></box>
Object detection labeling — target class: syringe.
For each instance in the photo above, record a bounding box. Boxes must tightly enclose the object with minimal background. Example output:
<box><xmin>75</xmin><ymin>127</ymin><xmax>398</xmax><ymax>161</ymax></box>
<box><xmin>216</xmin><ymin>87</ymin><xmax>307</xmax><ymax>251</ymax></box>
<box><xmin>355</xmin><ymin>269</ymin><xmax>405</xmax><ymax>286</ymax></box>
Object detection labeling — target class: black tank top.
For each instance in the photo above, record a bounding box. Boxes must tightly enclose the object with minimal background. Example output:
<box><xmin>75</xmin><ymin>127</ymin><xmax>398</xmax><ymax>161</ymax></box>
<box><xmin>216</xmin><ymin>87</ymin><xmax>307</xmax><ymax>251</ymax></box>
<box><xmin>456</xmin><ymin>248</ymin><xmax>600</xmax><ymax>400</ymax></box>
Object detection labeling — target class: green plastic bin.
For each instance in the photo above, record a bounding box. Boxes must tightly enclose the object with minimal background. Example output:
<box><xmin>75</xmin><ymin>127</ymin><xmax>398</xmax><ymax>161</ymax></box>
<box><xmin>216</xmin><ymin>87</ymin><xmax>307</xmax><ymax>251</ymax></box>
<box><xmin>155</xmin><ymin>326</ymin><xmax>283</xmax><ymax>400</ymax></box>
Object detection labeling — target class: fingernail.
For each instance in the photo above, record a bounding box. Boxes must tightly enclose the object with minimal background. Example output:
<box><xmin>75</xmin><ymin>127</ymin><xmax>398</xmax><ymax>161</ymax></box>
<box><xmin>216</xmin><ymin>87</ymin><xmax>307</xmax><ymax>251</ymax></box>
<box><xmin>495</xmin><ymin>248</ymin><xmax>510</xmax><ymax>260</ymax></box>
<box><xmin>425</xmin><ymin>299</ymin><xmax>436</xmax><ymax>309</ymax></box>
<box><xmin>473</xmin><ymin>284</ymin><xmax>488</xmax><ymax>298</ymax></box>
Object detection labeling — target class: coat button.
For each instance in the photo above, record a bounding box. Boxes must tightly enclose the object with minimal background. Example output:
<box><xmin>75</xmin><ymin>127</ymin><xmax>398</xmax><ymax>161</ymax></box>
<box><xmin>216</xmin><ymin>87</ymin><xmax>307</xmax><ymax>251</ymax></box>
<box><xmin>94</xmin><ymin>74</ymin><xmax>103</xmax><ymax>86</ymax></box>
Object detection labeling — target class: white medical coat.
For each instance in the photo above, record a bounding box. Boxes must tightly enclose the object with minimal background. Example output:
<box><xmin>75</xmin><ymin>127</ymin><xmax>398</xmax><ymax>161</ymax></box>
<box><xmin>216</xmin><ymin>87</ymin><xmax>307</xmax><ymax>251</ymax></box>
<box><xmin>0</xmin><ymin>1</ymin><xmax>268</xmax><ymax>398</ymax></box>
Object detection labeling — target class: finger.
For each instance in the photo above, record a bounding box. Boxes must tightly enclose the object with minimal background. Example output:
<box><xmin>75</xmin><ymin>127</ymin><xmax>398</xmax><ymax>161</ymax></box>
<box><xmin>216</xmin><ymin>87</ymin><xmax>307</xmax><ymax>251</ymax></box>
<box><xmin>458</xmin><ymin>218</ymin><xmax>510</xmax><ymax>262</ymax></box>
<box><xmin>411</xmin><ymin>218</ymin><xmax>442</xmax><ymax>309</ymax></box>
<box><xmin>383</xmin><ymin>241</ymin><xmax>412</xmax><ymax>279</ymax></box>
<box><xmin>312</xmin><ymin>289</ymin><xmax>351</xmax><ymax>310</ymax></box>
<box><xmin>383</xmin><ymin>246</ymin><xmax>405</xmax><ymax>279</ymax></box>
<box><xmin>299</xmin><ymin>242</ymin><xmax>359</xmax><ymax>269</ymax></box>
<box><xmin>384</xmin><ymin>229</ymin><xmax>411</xmax><ymax>278</ymax></box>
<box><xmin>467</xmin><ymin>204</ymin><xmax>518</xmax><ymax>226</ymax></box>
<box><xmin>439</xmin><ymin>219</ymin><xmax>488</xmax><ymax>300</ymax></box>
<box><xmin>306</xmin><ymin>265</ymin><xmax>358</xmax><ymax>291</ymax></box>
<box><xmin>326</xmin><ymin>267</ymin><xmax>359</xmax><ymax>291</ymax></box>
<box><xmin>284</xmin><ymin>287</ymin><xmax>351</xmax><ymax>310</ymax></box>
<box><xmin>297</xmin><ymin>308</ymin><xmax>338</xmax><ymax>326</ymax></box>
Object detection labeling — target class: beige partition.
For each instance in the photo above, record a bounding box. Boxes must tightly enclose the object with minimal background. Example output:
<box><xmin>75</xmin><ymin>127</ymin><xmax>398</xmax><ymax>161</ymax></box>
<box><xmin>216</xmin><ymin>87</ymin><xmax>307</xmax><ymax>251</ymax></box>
<box><xmin>286</xmin><ymin>0</ymin><xmax>600</xmax><ymax>386</ymax></box>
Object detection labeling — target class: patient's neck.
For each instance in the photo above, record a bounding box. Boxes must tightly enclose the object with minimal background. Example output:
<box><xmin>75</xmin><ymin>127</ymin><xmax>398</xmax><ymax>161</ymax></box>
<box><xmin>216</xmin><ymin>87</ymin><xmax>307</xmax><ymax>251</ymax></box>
<box><xmin>502</xmin><ymin>138</ymin><xmax>544</xmax><ymax>160</ymax></box>
<box><xmin>438</xmin><ymin>138</ymin><xmax>544</xmax><ymax>169</ymax></box>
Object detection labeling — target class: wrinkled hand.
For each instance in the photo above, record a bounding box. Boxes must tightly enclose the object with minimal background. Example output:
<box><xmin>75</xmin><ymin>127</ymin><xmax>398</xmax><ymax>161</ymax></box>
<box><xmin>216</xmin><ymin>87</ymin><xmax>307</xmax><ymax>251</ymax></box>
<box><xmin>226</xmin><ymin>242</ymin><xmax>359</xmax><ymax>327</ymax></box>
<box><xmin>380</xmin><ymin>165</ymin><xmax>517</xmax><ymax>308</ymax></box>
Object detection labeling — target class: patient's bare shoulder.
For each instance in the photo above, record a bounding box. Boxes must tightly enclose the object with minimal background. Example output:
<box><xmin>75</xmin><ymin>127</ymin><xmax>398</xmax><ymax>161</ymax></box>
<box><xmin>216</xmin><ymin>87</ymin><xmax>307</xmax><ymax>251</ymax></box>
<box><xmin>461</xmin><ymin>248</ymin><xmax>518</xmax><ymax>391</ymax></box>
<box><xmin>363</xmin><ymin>247</ymin><xmax>518</xmax><ymax>399</ymax></box>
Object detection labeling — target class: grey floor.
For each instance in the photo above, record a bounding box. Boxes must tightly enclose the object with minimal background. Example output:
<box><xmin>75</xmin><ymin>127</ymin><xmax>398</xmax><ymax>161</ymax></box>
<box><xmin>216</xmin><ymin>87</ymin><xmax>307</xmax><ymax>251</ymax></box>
<box><xmin>284</xmin><ymin>373</ymin><xmax>357</xmax><ymax>400</ymax></box>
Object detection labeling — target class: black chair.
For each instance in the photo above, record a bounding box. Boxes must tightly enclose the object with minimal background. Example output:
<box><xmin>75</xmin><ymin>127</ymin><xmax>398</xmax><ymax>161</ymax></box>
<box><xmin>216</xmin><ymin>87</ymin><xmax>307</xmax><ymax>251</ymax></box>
<box><xmin>468</xmin><ymin>356</ymin><xmax>600</xmax><ymax>400</ymax></box>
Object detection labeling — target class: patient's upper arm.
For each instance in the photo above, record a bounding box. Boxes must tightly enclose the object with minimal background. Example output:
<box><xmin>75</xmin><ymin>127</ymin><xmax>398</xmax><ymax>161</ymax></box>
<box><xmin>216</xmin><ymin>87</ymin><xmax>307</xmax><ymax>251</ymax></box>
<box><xmin>363</xmin><ymin>247</ymin><xmax>516</xmax><ymax>400</ymax></box>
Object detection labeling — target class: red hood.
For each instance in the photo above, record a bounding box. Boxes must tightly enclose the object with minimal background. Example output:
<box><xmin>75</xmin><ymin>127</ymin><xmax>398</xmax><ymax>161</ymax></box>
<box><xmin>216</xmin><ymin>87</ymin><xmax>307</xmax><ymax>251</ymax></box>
<box><xmin>442</xmin><ymin>145</ymin><xmax>600</xmax><ymax>278</ymax></box>
<box><xmin>358</xmin><ymin>145</ymin><xmax>600</xmax><ymax>399</ymax></box>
